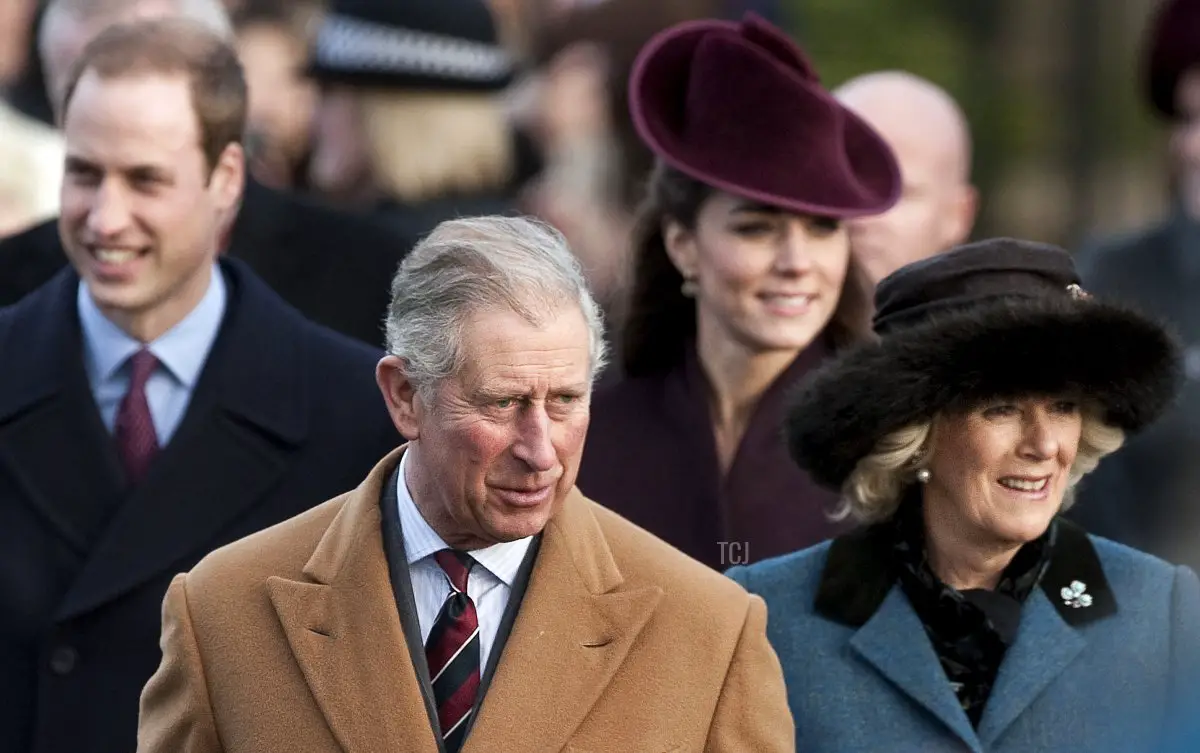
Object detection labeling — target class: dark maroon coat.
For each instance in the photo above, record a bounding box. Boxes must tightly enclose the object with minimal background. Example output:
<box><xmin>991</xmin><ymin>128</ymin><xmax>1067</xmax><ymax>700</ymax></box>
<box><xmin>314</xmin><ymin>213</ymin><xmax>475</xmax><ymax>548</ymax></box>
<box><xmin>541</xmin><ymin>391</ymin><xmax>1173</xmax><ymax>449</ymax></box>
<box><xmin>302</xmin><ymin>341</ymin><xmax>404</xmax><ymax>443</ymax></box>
<box><xmin>578</xmin><ymin>339</ymin><xmax>850</xmax><ymax>570</ymax></box>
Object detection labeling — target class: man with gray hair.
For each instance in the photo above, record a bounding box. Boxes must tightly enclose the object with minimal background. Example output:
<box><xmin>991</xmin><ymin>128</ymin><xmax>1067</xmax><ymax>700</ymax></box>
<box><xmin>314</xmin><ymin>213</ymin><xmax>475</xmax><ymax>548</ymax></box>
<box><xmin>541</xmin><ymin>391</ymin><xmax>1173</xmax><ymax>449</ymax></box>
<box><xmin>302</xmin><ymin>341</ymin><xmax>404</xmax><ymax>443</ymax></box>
<box><xmin>137</xmin><ymin>215</ymin><xmax>795</xmax><ymax>753</ymax></box>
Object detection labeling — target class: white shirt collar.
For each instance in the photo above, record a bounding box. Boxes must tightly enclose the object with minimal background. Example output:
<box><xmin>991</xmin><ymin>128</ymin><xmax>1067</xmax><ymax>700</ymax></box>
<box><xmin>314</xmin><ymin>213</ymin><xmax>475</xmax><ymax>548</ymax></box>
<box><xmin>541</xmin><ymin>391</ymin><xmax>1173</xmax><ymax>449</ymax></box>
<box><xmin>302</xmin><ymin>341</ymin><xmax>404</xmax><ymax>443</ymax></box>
<box><xmin>78</xmin><ymin>263</ymin><xmax>227</xmax><ymax>387</ymax></box>
<box><xmin>396</xmin><ymin>447</ymin><xmax>534</xmax><ymax>587</ymax></box>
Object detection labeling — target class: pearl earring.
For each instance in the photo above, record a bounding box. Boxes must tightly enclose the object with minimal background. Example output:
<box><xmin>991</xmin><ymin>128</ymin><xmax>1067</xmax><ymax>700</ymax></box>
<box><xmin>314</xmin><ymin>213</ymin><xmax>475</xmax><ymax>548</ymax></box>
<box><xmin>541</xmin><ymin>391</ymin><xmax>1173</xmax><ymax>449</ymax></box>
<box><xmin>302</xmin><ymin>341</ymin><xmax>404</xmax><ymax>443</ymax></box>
<box><xmin>680</xmin><ymin>278</ymin><xmax>699</xmax><ymax>297</ymax></box>
<box><xmin>916</xmin><ymin>468</ymin><xmax>931</xmax><ymax>483</ymax></box>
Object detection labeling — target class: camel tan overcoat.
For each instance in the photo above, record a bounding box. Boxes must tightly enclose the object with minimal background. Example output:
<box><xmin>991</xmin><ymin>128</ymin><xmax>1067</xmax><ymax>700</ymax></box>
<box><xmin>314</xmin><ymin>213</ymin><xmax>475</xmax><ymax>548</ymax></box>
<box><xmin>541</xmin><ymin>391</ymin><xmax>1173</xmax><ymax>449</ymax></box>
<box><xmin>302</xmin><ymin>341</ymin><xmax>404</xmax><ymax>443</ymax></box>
<box><xmin>135</xmin><ymin>448</ymin><xmax>795</xmax><ymax>752</ymax></box>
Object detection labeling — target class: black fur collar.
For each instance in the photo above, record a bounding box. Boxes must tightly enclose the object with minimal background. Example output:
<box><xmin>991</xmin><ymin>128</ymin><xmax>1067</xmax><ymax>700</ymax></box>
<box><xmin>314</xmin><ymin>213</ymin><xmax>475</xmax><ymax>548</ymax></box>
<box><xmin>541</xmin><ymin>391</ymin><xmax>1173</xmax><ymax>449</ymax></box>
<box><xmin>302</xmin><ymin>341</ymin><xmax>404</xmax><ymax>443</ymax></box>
<box><xmin>815</xmin><ymin>517</ymin><xmax>1117</xmax><ymax>628</ymax></box>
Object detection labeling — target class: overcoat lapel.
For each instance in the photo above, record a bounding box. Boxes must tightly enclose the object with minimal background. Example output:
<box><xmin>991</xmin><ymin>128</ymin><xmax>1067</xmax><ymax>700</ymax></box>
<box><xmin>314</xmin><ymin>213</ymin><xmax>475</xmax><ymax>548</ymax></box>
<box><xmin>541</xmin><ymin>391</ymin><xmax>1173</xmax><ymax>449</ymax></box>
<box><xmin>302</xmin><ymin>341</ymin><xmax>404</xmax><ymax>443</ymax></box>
<box><xmin>268</xmin><ymin>450</ymin><xmax>438</xmax><ymax>753</ymax></box>
<box><xmin>976</xmin><ymin>591</ymin><xmax>1085</xmax><ymax>747</ymax></box>
<box><xmin>978</xmin><ymin>522</ymin><xmax>1116</xmax><ymax>747</ymax></box>
<box><xmin>818</xmin><ymin>526</ymin><xmax>981</xmax><ymax>749</ymax></box>
<box><xmin>464</xmin><ymin>490</ymin><xmax>663</xmax><ymax>753</ymax></box>
<box><xmin>467</xmin><ymin>533</ymin><xmax>540</xmax><ymax>735</ymax></box>
<box><xmin>849</xmin><ymin>586</ymin><xmax>983</xmax><ymax>752</ymax></box>
<box><xmin>0</xmin><ymin>271</ymin><xmax>125</xmax><ymax>555</ymax></box>
<box><xmin>378</xmin><ymin>462</ymin><xmax>443</xmax><ymax>751</ymax></box>
<box><xmin>58</xmin><ymin>261</ymin><xmax>312</xmax><ymax>619</ymax></box>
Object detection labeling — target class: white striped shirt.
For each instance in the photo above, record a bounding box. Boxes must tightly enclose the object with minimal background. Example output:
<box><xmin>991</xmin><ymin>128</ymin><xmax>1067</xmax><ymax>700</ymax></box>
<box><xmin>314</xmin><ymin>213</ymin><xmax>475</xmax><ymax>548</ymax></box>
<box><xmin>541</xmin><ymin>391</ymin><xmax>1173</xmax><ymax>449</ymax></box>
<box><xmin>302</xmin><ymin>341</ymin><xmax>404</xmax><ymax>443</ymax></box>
<box><xmin>396</xmin><ymin>449</ymin><xmax>534</xmax><ymax>673</ymax></box>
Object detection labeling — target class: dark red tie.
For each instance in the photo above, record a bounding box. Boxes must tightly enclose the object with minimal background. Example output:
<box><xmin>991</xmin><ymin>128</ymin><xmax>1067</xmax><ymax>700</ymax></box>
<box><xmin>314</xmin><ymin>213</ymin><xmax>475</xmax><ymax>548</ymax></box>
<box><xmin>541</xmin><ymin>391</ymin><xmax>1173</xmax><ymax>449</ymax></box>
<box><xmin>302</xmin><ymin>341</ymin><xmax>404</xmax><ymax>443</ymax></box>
<box><xmin>114</xmin><ymin>349</ymin><xmax>160</xmax><ymax>486</ymax></box>
<box><xmin>425</xmin><ymin>550</ymin><xmax>480</xmax><ymax>753</ymax></box>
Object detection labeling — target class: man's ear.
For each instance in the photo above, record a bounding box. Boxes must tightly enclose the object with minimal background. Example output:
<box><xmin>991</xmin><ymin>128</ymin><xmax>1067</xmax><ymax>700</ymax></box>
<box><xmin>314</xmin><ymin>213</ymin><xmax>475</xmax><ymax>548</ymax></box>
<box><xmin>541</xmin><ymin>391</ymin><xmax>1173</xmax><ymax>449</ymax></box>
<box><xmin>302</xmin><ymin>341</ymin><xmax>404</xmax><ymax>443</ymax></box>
<box><xmin>208</xmin><ymin>142</ymin><xmax>246</xmax><ymax>216</ymax></box>
<box><xmin>376</xmin><ymin>355</ymin><xmax>423</xmax><ymax>440</ymax></box>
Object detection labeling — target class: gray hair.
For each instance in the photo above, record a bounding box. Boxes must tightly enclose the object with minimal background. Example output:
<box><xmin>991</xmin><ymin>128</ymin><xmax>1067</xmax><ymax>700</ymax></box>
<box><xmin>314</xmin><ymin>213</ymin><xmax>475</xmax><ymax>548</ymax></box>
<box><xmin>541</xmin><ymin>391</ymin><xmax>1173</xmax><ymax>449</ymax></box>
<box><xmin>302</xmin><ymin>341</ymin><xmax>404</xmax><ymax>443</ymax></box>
<box><xmin>838</xmin><ymin>406</ymin><xmax>1126</xmax><ymax>524</ymax></box>
<box><xmin>385</xmin><ymin>215</ymin><xmax>608</xmax><ymax>399</ymax></box>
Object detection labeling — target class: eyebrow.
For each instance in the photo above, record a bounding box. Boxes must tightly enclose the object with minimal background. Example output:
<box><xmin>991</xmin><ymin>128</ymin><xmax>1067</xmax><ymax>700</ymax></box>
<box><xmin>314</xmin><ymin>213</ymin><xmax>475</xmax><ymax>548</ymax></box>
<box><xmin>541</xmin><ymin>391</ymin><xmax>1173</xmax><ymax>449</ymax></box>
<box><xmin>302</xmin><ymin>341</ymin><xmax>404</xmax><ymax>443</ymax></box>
<box><xmin>475</xmin><ymin>383</ymin><xmax>590</xmax><ymax>400</ymax></box>
<box><xmin>64</xmin><ymin>155</ymin><xmax>171</xmax><ymax>179</ymax></box>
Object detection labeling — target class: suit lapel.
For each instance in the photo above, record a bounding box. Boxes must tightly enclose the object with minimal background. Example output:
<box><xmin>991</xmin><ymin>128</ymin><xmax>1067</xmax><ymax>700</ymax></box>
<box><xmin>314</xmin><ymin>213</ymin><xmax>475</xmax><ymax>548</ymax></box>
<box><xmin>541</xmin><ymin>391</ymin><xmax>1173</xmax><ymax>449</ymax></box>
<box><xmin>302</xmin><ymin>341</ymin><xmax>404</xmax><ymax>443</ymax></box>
<box><xmin>0</xmin><ymin>270</ymin><xmax>125</xmax><ymax>555</ymax></box>
<box><xmin>57</xmin><ymin>261</ymin><xmax>311</xmax><ymax>619</ymax></box>
<box><xmin>269</xmin><ymin>449</ymin><xmax>439</xmax><ymax>753</ymax></box>
<box><xmin>849</xmin><ymin>587</ymin><xmax>983</xmax><ymax>752</ymax></box>
<box><xmin>464</xmin><ymin>492</ymin><xmax>662</xmax><ymax>753</ymax></box>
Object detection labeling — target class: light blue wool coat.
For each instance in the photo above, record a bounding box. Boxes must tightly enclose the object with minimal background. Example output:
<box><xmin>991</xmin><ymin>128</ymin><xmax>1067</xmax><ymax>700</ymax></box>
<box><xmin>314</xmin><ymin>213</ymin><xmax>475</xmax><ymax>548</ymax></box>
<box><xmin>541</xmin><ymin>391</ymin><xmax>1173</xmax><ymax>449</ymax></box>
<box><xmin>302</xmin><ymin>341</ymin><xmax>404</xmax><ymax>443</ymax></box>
<box><xmin>727</xmin><ymin>521</ymin><xmax>1200</xmax><ymax>752</ymax></box>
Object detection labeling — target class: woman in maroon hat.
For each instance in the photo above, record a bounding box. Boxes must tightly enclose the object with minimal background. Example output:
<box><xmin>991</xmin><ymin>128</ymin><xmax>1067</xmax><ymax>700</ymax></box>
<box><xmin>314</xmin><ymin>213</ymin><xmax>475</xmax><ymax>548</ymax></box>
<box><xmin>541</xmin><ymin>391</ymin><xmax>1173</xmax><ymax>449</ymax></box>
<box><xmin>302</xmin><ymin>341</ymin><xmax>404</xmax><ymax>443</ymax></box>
<box><xmin>576</xmin><ymin>13</ymin><xmax>901</xmax><ymax>570</ymax></box>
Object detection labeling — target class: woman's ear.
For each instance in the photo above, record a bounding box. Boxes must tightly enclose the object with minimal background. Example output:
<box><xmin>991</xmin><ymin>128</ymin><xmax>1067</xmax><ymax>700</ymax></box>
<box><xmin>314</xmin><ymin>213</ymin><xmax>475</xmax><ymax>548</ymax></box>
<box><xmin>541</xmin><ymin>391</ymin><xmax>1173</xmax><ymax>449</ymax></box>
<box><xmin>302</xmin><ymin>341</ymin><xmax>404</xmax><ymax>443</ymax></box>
<box><xmin>662</xmin><ymin>218</ymin><xmax>698</xmax><ymax>280</ymax></box>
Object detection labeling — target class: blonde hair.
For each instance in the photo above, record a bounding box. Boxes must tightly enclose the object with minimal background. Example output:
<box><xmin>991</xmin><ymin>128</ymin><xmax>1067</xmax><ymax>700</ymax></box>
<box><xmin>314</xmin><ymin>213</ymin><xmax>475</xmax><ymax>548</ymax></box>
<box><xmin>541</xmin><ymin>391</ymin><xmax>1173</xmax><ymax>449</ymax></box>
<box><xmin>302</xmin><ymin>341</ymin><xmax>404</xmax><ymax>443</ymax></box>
<box><xmin>358</xmin><ymin>90</ymin><xmax>513</xmax><ymax>204</ymax></box>
<box><xmin>838</xmin><ymin>404</ymin><xmax>1126</xmax><ymax>524</ymax></box>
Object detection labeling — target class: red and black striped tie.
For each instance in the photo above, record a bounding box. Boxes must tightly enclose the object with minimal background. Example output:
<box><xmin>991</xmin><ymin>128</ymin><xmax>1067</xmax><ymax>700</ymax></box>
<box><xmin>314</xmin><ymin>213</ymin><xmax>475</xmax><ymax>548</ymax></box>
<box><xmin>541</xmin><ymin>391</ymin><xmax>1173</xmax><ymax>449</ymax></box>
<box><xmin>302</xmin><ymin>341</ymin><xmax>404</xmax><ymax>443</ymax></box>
<box><xmin>425</xmin><ymin>550</ymin><xmax>480</xmax><ymax>752</ymax></box>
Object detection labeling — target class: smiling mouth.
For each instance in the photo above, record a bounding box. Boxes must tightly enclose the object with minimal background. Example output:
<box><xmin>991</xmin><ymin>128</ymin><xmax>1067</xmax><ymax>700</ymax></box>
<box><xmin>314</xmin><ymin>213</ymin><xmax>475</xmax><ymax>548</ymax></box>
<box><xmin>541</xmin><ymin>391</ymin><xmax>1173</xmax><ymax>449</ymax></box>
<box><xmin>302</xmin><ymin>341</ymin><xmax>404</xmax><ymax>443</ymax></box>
<box><xmin>760</xmin><ymin>293</ymin><xmax>814</xmax><ymax>303</ymax></box>
<box><xmin>998</xmin><ymin>476</ymin><xmax>1050</xmax><ymax>492</ymax></box>
<box><xmin>758</xmin><ymin>293</ymin><xmax>816</xmax><ymax>314</ymax></box>
<box><xmin>89</xmin><ymin>246</ymin><xmax>147</xmax><ymax>266</ymax></box>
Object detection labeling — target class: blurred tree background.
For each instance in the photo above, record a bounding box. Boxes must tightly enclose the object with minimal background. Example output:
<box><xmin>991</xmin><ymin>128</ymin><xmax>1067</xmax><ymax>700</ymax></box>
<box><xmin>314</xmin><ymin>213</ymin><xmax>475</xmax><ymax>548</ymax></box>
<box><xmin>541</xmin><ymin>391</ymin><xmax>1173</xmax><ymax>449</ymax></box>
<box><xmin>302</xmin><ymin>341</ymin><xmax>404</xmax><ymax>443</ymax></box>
<box><xmin>783</xmin><ymin>0</ymin><xmax>1171</xmax><ymax>250</ymax></box>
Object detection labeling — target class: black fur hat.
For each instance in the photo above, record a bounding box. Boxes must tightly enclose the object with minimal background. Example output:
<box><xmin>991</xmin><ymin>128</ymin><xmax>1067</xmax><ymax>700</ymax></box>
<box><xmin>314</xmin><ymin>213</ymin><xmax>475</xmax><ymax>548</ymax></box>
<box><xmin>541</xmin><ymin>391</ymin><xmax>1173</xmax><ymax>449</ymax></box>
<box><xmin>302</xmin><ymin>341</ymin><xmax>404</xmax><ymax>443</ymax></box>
<box><xmin>784</xmin><ymin>238</ymin><xmax>1183</xmax><ymax>491</ymax></box>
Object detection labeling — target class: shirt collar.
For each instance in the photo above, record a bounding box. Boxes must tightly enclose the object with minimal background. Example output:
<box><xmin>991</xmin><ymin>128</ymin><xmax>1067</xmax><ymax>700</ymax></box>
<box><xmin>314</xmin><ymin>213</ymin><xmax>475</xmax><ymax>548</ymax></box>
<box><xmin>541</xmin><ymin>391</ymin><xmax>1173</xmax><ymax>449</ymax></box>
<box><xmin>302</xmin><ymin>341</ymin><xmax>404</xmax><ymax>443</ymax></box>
<box><xmin>78</xmin><ymin>264</ymin><xmax>227</xmax><ymax>387</ymax></box>
<box><xmin>395</xmin><ymin>447</ymin><xmax>534</xmax><ymax>587</ymax></box>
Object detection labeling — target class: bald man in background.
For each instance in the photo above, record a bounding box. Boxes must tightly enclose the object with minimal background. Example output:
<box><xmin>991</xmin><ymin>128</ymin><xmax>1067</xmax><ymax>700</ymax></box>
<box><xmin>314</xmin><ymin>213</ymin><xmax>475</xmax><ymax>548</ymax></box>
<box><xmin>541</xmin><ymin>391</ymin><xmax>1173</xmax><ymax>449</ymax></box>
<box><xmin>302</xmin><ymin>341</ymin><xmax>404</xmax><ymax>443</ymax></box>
<box><xmin>835</xmin><ymin>70</ymin><xmax>978</xmax><ymax>288</ymax></box>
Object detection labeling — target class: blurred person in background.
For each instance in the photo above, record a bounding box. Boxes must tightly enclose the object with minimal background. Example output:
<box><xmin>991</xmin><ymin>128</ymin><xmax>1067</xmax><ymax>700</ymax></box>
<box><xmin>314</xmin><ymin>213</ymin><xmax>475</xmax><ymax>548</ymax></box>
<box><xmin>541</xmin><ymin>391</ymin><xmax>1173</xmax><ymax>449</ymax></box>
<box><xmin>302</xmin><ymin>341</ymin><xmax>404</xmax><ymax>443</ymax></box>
<box><xmin>0</xmin><ymin>103</ymin><xmax>64</xmax><ymax>238</ymax></box>
<box><xmin>0</xmin><ymin>0</ymin><xmax>65</xmax><ymax>237</ymax></box>
<box><xmin>5</xmin><ymin>2</ymin><xmax>58</xmax><ymax>127</ymax></box>
<box><xmin>0</xmin><ymin>0</ymin><xmax>415</xmax><ymax>348</ymax></box>
<box><xmin>37</xmin><ymin>0</ymin><xmax>232</xmax><ymax>113</ymax></box>
<box><xmin>1071</xmin><ymin>0</ymin><xmax>1200</xmax><ymax>571</ymax></box>
<box><xmin>232</xmin><ymin>0</ymin><xmax>321</xmax><ymax>190</ymax></box>
<box><xmin>576</xmin><ymin>14</ymin><xmax>900</xmax><ymax>570</ymax></box>
<box><xmin>835</xmin><ymin>70</ymin><xmax>978</xmax><ymax>332</ymax></box>
<box><xmin>0</xmin><ymin>0</ymin><xmax>38</xmax><ymax>90</ymax></box>
<box><xmin>522</xmin><ymin>0</ymin><xmax>722</xmax><ymax>368</ymax></box>
<box><xmin>305</xmin><ymin>0</ymin><xmax>541</xmax><ymax>241</ymax></box>
<box><xmin>0</xmin><ymin>19</ymin><xmax>398</xmax><ymax>753</ymax></box>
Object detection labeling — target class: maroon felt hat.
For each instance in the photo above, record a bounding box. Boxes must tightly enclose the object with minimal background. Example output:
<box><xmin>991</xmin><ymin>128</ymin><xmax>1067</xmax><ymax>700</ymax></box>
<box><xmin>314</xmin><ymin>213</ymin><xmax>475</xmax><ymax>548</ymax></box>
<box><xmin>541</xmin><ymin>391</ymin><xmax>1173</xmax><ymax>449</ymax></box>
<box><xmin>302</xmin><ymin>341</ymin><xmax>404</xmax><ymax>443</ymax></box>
<box><xmin>1145</xmin><ymin>0</ymin><xmax>1200</xmax><ymax>119</ymax></box>
<box><xmin>628</xmin><ymin>13</ymin><xmax>901</xmax><ymax>218</ymax></box>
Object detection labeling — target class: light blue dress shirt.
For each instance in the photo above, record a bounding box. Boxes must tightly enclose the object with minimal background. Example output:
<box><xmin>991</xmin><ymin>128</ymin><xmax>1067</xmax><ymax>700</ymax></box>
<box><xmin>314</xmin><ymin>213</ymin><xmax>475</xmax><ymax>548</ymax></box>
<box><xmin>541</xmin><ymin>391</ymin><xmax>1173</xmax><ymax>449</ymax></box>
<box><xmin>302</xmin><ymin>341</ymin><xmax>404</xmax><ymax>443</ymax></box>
<box><xmin>396</xmin><ymin>448</ymin><xmax>534</xmax><ymax>671</ymax></box>
<box><xmin>78</xmin><ymin>264</ymin><xmax>227</xmax><ymax>446</ymax></box>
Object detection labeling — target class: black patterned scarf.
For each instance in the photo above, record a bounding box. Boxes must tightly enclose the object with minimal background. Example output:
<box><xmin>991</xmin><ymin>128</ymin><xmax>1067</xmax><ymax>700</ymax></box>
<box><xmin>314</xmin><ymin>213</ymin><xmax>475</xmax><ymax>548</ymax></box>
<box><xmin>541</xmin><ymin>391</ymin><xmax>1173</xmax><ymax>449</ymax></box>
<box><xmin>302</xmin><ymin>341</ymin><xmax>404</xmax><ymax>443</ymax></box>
<box><xmin>892</xmin><ymin>491</ymin><xmax>1057</xmax><ymax>728</ymax></box>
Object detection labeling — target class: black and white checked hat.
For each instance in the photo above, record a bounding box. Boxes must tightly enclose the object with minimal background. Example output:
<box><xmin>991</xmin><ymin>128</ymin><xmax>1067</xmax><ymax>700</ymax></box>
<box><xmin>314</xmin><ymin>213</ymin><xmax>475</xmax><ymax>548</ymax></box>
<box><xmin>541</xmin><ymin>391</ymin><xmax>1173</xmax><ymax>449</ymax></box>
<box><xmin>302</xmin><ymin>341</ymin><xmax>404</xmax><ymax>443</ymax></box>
<box><xmin>307</xmin><ymin>0</ymin><xmax>515</xmax><ymax>91</ymax></box>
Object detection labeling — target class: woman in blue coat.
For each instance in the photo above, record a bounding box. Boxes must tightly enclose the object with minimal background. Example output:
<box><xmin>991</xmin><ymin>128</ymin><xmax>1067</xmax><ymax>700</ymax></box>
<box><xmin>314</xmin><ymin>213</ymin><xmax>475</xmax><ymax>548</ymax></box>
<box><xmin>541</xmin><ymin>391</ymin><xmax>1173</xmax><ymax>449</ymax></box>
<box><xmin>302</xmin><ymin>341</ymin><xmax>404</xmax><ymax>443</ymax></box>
<box><xmin>727</xmin><ymin>238</ymin><xmax>1200</xmax><ymax>752</ymax></box>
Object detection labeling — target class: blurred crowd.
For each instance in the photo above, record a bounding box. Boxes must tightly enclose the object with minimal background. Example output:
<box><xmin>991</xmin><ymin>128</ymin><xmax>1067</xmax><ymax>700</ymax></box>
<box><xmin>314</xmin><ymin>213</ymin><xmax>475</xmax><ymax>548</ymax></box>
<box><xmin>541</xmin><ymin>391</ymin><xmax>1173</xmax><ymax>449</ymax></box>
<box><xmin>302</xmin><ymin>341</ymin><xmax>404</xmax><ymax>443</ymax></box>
<box><xmin>4</xmin><ymin>0</ymin><xmax>1200</xmax><ymax>749</ymax></box>
<box><xmin>2</xmin><ymin>0</ymin><xmax>1195</xmax><ymax>564</ymax></box>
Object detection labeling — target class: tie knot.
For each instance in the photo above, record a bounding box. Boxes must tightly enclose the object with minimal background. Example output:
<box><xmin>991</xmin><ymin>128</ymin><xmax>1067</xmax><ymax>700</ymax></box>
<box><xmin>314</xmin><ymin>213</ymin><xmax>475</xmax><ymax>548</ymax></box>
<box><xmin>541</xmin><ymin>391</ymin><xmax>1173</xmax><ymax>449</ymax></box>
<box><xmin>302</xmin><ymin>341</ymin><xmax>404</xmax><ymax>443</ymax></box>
<box><xmin>127</xmin><ymin>349</ymin><xmax>159</xmax><ymax>389</ymax></box>
<box><xmin>434</xmin><ymin>549</ymin><xmax>474</xmax><ymax>593</ymax></box>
